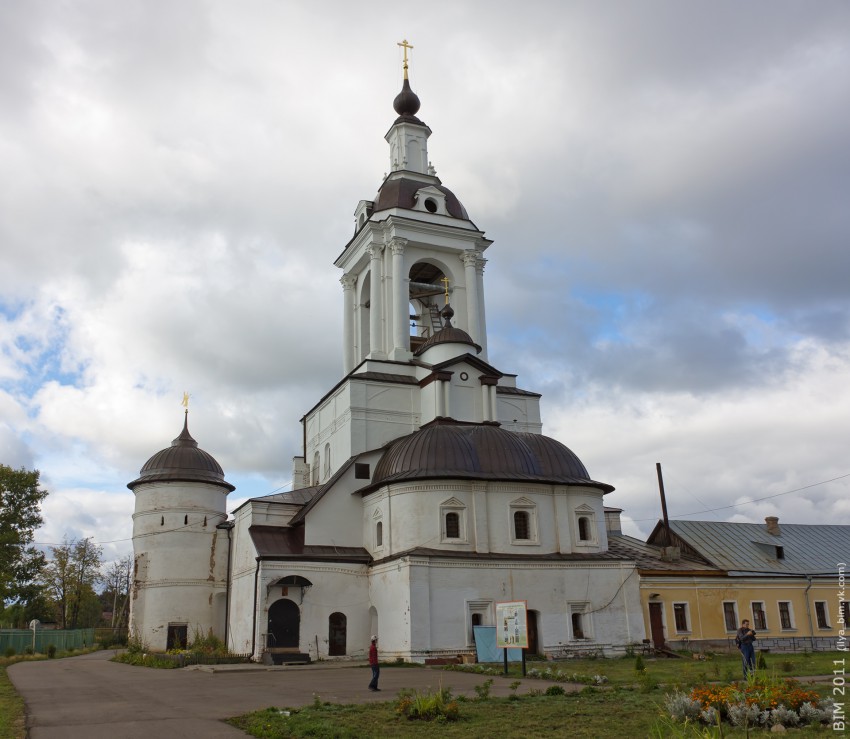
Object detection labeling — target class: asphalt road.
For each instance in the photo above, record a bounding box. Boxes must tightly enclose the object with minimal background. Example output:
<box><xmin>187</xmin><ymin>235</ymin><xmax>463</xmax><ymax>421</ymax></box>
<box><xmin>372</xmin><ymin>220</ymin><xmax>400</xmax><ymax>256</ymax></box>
<box><xmin>8</xmin><ymin>650</ymin><xmax>570</xmax><ymax>738</ymax></box>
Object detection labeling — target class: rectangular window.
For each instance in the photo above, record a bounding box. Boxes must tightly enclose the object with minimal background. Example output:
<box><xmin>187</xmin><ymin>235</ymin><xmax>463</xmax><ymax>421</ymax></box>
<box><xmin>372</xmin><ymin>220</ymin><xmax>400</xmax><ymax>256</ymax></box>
<box><xmin>815</xmin><ymin>601</ymin><xmax>829</xmax><ymax>629</ymax></box>
<box><xmin>722</xmin><ymin>602</ymin><xmax>738</xmax><ymax>631</ymax></box>
<box><xmin>673</xmin><ymin>603</ymin><xmax>689</xmax><ymax>633</ymax></box>
<box><xmin>840</xmin><ymin>601</ymin><xmax>850</xmax><ymax>626</ymax></box>
<box><xmin>751</xmin><ymin>602</ymin><xmax>767</xmax><ymax>631</ymax></box>
<box><xmin>778</xmin><ymin>601</ymin><xmax>794</xmax><ymax>630</ymax></box>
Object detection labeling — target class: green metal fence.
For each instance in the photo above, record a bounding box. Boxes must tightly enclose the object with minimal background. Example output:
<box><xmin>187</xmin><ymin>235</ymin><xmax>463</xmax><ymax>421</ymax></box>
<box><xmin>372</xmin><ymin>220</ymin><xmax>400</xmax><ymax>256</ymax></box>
<box><xmin>0</xmin><ymin>628</ymin><xmax>96</xmax><ymax>655</ymax></box>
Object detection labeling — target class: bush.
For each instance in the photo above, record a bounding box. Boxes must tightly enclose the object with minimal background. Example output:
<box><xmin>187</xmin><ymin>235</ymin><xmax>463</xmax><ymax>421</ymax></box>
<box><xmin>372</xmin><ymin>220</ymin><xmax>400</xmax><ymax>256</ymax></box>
<box><xmin>4</xmin><ymin>646</ymin><xmax>16</xmax><ymax>658</ymax></box>
<box><xmin>395</xmin><ymin>686</ymin><xmax>460</xmax><ymax>722</ymax></box>
<box><xmin>47</xmin><ymin>644</ymin><xmax>56</xmax><ymax>658</ymax></box>
<box><xmin>756</xmin><ymin>652</ymin><xmax>767</xmax><ymax>670</ymax></box>
<box><xmin>545</xmin><ymin>685</ymin><xmax>565</xmax><ymax>696</ymax></box>
<box><xmin>634</xmin><ymin>655</ymin><xmax>645</xmax><ymax>672</ymax></box>
<box><xmin>24</xmin><ymin>646</ymin><xmax>33</xmax><ymax>655</ymax></box>
<box><xmin>663</xmin><ymin>691</ymin><xmax>701</xmax><ymax>722</ymax></box>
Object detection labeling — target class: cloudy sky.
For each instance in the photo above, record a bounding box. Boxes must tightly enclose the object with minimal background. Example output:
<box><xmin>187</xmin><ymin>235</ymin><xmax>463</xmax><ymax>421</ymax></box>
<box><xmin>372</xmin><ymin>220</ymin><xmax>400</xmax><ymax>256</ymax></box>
<box><xmin>2</xmin><ymin>1</ymin><xmax>849</xmax><ymax>565</ymax></box>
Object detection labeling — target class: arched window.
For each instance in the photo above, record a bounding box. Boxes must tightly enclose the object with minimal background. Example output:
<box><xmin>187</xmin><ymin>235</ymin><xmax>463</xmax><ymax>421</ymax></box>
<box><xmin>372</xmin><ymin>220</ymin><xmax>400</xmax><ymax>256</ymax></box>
<box><xmin>445</xmin><ymin>512</ymin><xmax>460</xmax><ymax>539</ymax></box>
<box><xmin>571</xmin><ymin>612</ymin><xmax>585</xmax><ymax>639</ymax></box>
<box><xmin>514</xmin><ymin>510</ymin><xmax>530</xmax><ymax>540</ymax></box>
<box><xmin>312</xmin><ymin>451</ymin><xmax>320</xmax><ymax>486</ymax></box>
<box><xmin>578</xmin><ymin>516</ymin><xmax>590</xmax><ymax>541</ymax></box>
<box><xmin>376</xmin><ymin>521</ymin><xmax>383</xmax><ymax>548</ymax></box>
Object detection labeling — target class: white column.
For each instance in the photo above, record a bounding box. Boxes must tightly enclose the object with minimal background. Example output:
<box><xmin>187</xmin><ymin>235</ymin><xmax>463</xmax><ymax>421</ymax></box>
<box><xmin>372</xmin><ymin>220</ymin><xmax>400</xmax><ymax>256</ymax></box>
<box><xmin>435</xmin><ymin>380</ymin><xmax>445</xmax><ymax>417</ymax></box>
<box><xmin>367</xmin><ymin>244</ymin><xmax>385</xmax><ymax>358</ymax></box>
<box><xmin>481</xmin><ymin>384</ymin><xmax>490</xmax><ymax>422</ymax></box>
<box><xmin>340</xmin><ymin>274</ymin><xmax>356</xmax><ymax>374</ymax></box>
<box><xmin>489</xmin><ymin>384</ymin><xmax>497</xmax><ymax>423</ymax></box>
<box><xmin>443</xmin><ymin>380</ymin><xmax>451</xmax><ymax>419</ymax></box>
<box><xmin>390</xmin><ymin>238</ymin><xmax>410</xmax><ymax>359</ymax></box>
<box><xmin>461</xmin><ymin>251</ymin><xmax>480</xmax><ymax>347</ymax></box>
<box><xmin>476</xmin><ymin>255</ymin><xmax>488</xmax><ymax>361</ymax></box>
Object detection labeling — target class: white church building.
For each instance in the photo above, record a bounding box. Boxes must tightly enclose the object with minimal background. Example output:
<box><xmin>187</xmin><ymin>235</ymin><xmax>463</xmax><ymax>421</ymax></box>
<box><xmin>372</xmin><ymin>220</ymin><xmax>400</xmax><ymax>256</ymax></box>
<box><xmin>128</xmin><ymin>57</ymin><xmax>645</xmax><ymax>662</ymax></box>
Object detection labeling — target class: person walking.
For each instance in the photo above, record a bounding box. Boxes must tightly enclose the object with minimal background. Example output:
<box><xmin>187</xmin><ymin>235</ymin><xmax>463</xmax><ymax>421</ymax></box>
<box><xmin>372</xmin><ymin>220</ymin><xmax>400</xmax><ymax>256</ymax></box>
<box><xmin>367</xmin><ymin>636</ymin><xmax>380</xmax><ymax>691</ymax></box>
<box><xmin>735</xmin><ymin>618</ymin><xmax>757</xmax><ymax>678</ymax></box>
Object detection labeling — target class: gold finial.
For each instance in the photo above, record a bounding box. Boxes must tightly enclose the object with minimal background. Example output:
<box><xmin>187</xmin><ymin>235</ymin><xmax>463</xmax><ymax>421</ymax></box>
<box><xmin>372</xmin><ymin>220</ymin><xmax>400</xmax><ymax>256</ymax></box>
<box><xmin>181</xmin><ymin>392</ymin><xmax>190</xmax><ymax>411</ymax></box>
<box><xmin>440</xmin><ymin>276</ymin><xmax>450</xmax><ymax>305</ymax></box>
<box><xmin>397</xmin><ymin>39</ymin><xmax>414</xmax><ymax>80</ymax></box>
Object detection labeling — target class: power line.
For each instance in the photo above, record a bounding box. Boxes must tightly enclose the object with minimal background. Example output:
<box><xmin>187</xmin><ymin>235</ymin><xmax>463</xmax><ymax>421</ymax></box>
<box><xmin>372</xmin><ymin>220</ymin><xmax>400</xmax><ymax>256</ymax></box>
<box><xmin>632</xmin><ymin>471</ymin><xmax>850</xmax><ymax>522</ymax></box>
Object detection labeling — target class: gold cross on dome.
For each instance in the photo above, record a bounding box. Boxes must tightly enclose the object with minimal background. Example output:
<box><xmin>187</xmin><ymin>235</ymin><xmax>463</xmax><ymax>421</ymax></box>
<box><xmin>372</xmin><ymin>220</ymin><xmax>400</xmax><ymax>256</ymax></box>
<box><xmin>397</xmin><ymin>39</ymin><xmax>414</xmax><ymax>79</ymax></box>
<box><xmin>181</xmin><ymin>392</ymin><xmax>190</xmax><ymax>410</ymax></box>
<box><xmin>440</xmin><ymin>276</ymin><xmax>450</xmax><ymax>305</ymax></box>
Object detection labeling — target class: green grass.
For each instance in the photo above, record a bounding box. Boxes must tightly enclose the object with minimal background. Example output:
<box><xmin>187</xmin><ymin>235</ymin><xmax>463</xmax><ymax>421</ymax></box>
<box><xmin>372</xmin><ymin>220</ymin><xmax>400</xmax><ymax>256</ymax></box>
<box><xmin>228</xmin><ymin>688</ymin><xmax>667</xmax><ymax>738</ymax></box>
<box><xmin>0</xmin><ymin>666</ymin><xmax>26</xmax><ymax>739</ymax></box>
<box><xmin>461</xmin><ymin>650</ymin><xmax>844</xmax><ymax>688</ymax></box>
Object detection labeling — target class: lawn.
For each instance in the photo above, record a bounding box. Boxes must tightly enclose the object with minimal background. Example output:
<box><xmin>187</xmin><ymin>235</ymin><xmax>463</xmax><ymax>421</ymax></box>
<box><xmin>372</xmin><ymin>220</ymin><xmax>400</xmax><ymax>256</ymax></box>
<box><xmin>228</xmin><ymin>688</ymin><xmax>668</xmax><ymax>738</ymax></box>
<box><xmin>0</xmin><ymin>666</ymin><xmax>26</xmax><ymax>739</ymax></box>
<box><xmin>229</xmin><ymin>652</ymin><xmax>844</xmax><ymax>738</ymax></box>
<box><xmin>481</xmin><ymin>649</ymin><xmax>842</xmax><ymax>688</ymax></box>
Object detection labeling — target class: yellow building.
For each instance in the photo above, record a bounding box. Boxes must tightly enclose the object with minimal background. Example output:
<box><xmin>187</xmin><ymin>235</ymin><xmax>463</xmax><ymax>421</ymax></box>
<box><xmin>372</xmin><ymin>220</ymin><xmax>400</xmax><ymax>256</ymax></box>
<box><xmin>607</xmin><ymin>511</ymin><xmax>849</xmax><ymax>652</ymax></box>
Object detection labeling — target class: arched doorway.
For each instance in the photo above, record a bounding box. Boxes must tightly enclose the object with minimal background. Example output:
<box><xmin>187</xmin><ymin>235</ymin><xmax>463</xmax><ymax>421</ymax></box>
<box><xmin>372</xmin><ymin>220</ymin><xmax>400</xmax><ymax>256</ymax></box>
<box><xmin>527</xmin><ymin>610</ymin><xmax>540</xmax><ymax>655</ymax></box>
<box><xmin>268</xmin><ymin>599</ymin><xmax>300</xmax><ymax>649</ymax></box>
<box><xmin>329</xmin><ymin>612</ymin><xmax>347</xmax><ymax>656</ymax></box>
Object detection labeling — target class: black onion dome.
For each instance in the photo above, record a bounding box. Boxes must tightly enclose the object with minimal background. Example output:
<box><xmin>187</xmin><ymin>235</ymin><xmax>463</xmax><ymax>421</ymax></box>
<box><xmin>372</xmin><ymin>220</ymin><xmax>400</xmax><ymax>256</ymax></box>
<box><xmin>414</xmin><ymin>304</ymin><xmax>481</xmax><ymax>356</ymax></box>
<box><xmin>371</xmin><ymin>420</ymin><xmax>613</xmax><ymax>492</ymax></box>
<box><xmin>127</xmin><ymin>415</ymin><xmax>235</xmax><ymax>492</ymax></box>
<box><xmin>393</xmin><ymin>77</ymin><xmax>421</xmax><ymax>119</ymax></box>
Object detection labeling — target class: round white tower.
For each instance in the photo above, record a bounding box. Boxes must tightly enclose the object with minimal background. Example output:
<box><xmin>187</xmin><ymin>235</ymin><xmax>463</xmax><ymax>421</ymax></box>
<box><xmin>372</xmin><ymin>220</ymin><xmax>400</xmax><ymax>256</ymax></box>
<box><xmin>128</xmin><ymin>413</ymin><xmax>235</xmax><ymax>652</ymax></box>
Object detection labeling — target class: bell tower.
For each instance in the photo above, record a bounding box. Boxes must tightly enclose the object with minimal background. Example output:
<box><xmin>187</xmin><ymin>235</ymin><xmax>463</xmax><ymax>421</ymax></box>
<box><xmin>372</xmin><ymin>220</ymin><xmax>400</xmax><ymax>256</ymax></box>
<box><xmin>336</xmin><ymin>42</ymin><xmax>492</xmax><ymax>372</ymax></box>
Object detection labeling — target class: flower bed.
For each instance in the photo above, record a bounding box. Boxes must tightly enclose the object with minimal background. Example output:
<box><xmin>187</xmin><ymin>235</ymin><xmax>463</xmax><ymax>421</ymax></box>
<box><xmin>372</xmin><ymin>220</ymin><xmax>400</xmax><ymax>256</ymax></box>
<box><xmin>664</xmin><ymin>675</ymin><xmax>833</xmax><ymax>729</ymax></box>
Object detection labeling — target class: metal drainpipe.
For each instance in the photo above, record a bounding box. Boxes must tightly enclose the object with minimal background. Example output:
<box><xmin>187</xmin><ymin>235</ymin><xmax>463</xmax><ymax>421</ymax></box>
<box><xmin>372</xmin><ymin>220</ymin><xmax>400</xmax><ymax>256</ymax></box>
<box><xmin>804</xmin><ymin>575</ymin><xmax>815</xmax><ymax>650</ymax></box>
<box><xmin>251</xmin><ymin>558</ymin><xmax>261</xmax><ymax>660</ymax></box>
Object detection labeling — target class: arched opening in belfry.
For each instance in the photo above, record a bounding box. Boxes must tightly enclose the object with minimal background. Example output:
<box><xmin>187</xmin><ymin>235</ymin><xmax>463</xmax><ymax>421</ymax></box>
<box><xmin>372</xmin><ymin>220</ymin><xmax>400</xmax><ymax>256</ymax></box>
<box><xmin>408</xmin><ymin>261</ymin><xmax>451</xmax><ymax>352</ymax></box>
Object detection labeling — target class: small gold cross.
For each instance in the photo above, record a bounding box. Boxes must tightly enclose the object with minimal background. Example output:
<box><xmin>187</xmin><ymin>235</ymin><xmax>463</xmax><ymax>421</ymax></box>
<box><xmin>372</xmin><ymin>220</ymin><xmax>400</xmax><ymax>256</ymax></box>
<box><xmin>397</xmin><ymin>39</ymin><xmax>414</xmax><ymax>79</ymax></box>
<box><xmin>440</xmin><ymin>276</ymin><xmax>450</xmax><ymax>305</ymax></box>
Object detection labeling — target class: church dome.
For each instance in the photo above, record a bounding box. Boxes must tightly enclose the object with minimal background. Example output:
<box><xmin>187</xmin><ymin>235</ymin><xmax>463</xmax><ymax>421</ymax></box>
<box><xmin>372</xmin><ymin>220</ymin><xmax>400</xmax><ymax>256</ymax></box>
<box><xmin>393</xmin><ymin>77</ymin><xmax>421</xmax><ymax>120</ymax></box>
<box><xmin>373</xmin><ymin>177</ymin><xmax>469</xmax><ymax>219</ymax></box>
<box><xmin>371</xmin><ymin>420</ymin><xmax>613</xmax><ymax>492</ymax></box>
<box><xmin>127</xmin><ymin>415</ymin><xmax>235</xmax><ymax>492</ymax></box>
<box><xmin>415</xmin><ymin>304</ymin><xmax>481</xmax><ymax>356</ymax></box>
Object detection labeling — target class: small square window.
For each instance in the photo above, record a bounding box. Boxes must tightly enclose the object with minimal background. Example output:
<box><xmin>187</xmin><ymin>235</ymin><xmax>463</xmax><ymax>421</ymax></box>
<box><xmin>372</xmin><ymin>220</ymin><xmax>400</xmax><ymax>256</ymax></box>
<box><xmin>509</xmin><ymin>500</ymin><xmax>538</xmax><ymax>545</ymax></box>
<box><xmin>355</xmin><ymin>463</ymin><xmax>370</xmax><ymax>479</ymax></box>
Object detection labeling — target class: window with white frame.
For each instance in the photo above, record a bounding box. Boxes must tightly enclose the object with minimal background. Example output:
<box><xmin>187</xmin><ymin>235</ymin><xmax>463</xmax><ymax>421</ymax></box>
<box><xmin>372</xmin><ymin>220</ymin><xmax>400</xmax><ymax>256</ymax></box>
<box><xmin>466</xmin><ymin>600</ymin><xmax>493</xmax><ymax>645</ymax></box>
<box><xmin>815</xmin><ymin>601</ymin><xmax>830</xmax><ymax>629</ymax></box>
<box><xmin>841</xmin><ymin>601</ymin><xmax>850</xmax><ymax>626</ymax></box>
<box><xmin>439</xmin><ymin>498</ymin><xmax>467</xmax><ymax>542</ymax></box>
<box><xmin>673</xmin><ymin>602</ymin><xmax>690</xmax><ymax>633</ymax></box>
<box><xmin>574</xmin><ymin>505</ymin><xmax>597</xmax><ymax>545</ymax></box>
<box><xmin>778</xmin><ymin>601</ymin><xmax>795</xmax><ymax>630</ymax></box>
<box><xmin>372</xmin><ymin>509</ymin><xmax>384</xmax><ymax>550</ymax></box>
<box><xmin>569</xmin><ymin>602</ymin><xmax>592</xmax><ymax>640</ymax></box>
<box><xmin>722</xmin><ymin>601</ymin><xmax>738</xmax><ymax>631</ymax></box>
<box><xmin>751</xmin><ymin>601</ymin><xmax>767</xmax><ymax>631</ymax></box>
<box><xmin>510</xmin><ymin>498</ymin><xmax>538</xmax><ymax>544</ymax></box>
<box><xmin>323</xmin><ymin>443</ymin><xmax>331</xmax><ymax>481</ymax></box>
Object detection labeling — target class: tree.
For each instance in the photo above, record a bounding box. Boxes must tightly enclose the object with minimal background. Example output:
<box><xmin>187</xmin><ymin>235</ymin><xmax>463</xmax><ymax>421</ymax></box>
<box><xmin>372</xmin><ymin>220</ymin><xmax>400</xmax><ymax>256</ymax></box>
<box><xmin>101</xmin><ymin>555</ymin><xmax>132</xmax><ymax>629</ymax></box>
<box><xmin>0</xmin><ymin>465</ymin><xmax>48</xmax><ymax>607</ymax></box>
<box><xmin>41</xmin><ymin>537</ymin><xmax>103</xmax><ymax>629</ymax></box>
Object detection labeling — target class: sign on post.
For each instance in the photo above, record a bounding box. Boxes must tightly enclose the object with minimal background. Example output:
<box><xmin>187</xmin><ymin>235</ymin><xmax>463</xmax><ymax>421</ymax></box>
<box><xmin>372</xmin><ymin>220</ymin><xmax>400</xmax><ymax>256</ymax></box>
<box><xmin>495</xmin><ymin>600</ymin><xmax>528</xmax><ymax>648</ymax></box>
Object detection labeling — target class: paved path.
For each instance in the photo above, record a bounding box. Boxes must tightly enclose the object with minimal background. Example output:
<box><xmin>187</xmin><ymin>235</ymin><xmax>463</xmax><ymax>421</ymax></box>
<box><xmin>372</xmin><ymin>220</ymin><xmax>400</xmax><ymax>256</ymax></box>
<box><xmin>8</xmin><ymin>650</ymin><xmax>572</xmax><ymax>738</ymax></box>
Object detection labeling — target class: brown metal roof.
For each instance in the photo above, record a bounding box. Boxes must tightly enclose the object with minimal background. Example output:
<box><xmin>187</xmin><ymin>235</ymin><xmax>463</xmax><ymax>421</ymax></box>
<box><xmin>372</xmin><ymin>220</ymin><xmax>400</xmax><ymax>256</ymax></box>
<box><xmin>128</xmin><ymin>415</ymin><xmax>234</xmax><ymax>492</ymax></box>
<box><xmin>372</xmin><ymin>546</ymin><xmax>630</xmax><ymax>565</ymax></box>
<box><xmin>607</xmin><ymin>534</ymin><xmax>720</xmax><ymax>573</ymax></box>
<box><xmin>249</xmin><ymin>525</ymin><xmax>371</xmax><ymax>563</ymax></box>
<box><xmin>369</xmin><ymin>419</ymin><xmax>613</xmax><ymax>493</ymax></box>
<box><xmin>372</xmin><ymin>176</ymin><xmax>469</xmax><ymax>220</ymax></box>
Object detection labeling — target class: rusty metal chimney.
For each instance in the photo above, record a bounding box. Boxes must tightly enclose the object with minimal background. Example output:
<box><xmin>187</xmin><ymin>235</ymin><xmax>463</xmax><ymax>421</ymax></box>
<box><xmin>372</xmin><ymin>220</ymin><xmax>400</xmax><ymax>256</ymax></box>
<box><xmin>765</xmin><ymin>516</ymin><xmax>781</xmax><ymax>536</ymax></box>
